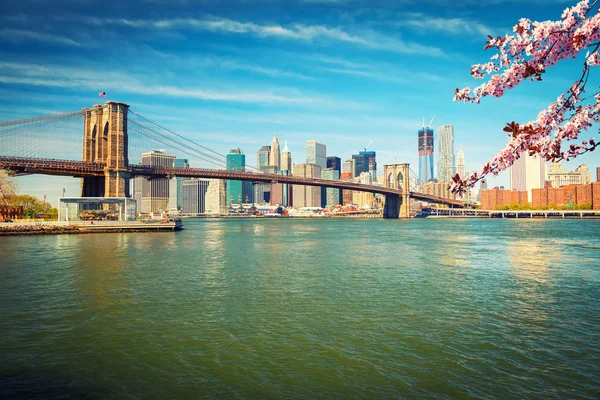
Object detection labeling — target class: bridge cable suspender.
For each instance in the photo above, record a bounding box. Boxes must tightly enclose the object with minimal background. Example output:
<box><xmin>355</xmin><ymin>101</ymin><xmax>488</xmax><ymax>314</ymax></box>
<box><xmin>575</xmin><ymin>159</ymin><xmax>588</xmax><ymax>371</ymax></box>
<box><xmin>128</xmin><ymin>110</ymin><xmax>263</xmax><ymax>173</ymax></box>
<box><xmin>0</xmin><ymin>110</ymin><xmax>84</xmax><ymax>128</ymax></box>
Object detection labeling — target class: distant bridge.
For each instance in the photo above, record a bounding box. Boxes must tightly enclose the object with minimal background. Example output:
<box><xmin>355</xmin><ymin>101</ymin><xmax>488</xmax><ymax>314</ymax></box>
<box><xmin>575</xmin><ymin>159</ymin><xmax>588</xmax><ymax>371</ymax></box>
<box><xmin>0</xmin><ymin>101</ymin><xmax>467</xmax><ymax>218</ymax></box>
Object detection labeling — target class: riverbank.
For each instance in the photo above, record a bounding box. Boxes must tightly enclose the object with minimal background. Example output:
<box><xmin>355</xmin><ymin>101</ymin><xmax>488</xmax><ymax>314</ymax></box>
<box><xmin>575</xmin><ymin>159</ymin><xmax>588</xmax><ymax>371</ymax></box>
<box><xmin>0</xmin><ymin>220</ymin><xmax>182</xmax><ymax>235</ymax></box>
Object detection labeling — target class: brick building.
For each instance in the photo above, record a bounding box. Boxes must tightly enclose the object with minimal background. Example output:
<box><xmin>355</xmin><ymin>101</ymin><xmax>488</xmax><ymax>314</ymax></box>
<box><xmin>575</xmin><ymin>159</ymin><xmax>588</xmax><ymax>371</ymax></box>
<box><xmin>480</xmin><ymin>189</ymin><xmax>528</xmax><ymax>209</ymax></box>
<box><xmin>532</xmin><ymin>182</ymin><xmax>600</xmax><ymax>209</ymax></box>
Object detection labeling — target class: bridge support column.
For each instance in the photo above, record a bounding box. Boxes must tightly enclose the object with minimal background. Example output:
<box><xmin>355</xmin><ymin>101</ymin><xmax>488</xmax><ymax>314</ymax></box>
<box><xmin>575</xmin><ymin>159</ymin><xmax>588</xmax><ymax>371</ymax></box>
<box><xmin>383</xmin><ymin>194</ymin><xmax>401</xmax><ymax>218</ymax></box>
<box><xmin>383</xmin><ymin>163</ymin><xmax>411</xmax><ymax>218</ymax></box>
<box><xmin>81</xmin><ymin>101</ymin><xmax>130</xmax><ymax>198</ymax></box>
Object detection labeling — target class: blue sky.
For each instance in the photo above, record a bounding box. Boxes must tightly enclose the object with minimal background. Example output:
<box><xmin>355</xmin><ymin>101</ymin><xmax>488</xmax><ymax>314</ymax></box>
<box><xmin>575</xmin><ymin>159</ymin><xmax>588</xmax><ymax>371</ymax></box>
<box><xmin>1</xmin><ymin>0</ymin><xmax>598</xmax><ymax>203</ymax></box>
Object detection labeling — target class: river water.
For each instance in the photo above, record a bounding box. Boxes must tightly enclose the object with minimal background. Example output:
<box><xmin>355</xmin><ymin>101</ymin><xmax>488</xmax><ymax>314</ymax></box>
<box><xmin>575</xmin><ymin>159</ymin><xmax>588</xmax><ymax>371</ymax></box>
<box><xmin>1</xmin><ymin>218</ymin><xmax>599</xmax><ymax>399</ymax></box>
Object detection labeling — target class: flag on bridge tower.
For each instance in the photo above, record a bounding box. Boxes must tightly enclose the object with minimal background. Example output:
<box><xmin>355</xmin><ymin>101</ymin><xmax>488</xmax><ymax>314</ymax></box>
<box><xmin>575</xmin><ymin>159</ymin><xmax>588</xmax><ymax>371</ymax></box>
<box><xmin>99</xmin><ymin>91</ymin><xmax>106</xmax><ymax>98</ymax></box>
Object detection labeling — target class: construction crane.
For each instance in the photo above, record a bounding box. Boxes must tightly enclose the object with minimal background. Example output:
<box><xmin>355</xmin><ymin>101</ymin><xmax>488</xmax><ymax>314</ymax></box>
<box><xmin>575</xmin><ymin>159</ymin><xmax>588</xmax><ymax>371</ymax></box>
<box><xmin>422</xmin><ymin>115</ymin><xmax>435</xmax><ymax>129</ymax></box>
<box><xmin>364</xmin><ymin>140</ymin><xmax>374</xmax><ymax>152</ymax></box>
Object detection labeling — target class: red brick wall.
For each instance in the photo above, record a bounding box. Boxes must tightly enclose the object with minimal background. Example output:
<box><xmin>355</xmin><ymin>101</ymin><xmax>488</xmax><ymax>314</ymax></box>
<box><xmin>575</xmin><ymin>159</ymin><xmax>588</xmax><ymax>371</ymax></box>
<box><xmin>481</xmin><ymin>190</ymin><xmax>490</xmax><ymax>209</ymax></box>
<box><xmin>576</xmin><ymin>184</ymin><xmax>592</xmax><ymax>205</ymax></box>
<box><xmin>563</xmin><ymin>185</ymin><xmax>577</xmax><ymax>205</ymax></box>
<box><xmin>502</xmin><ymin>190</ymin><xmax>512</xmax><ymax>207</ymax></box>
<box><xmin>592</xmin><ymin>182</ymin><xmax>600</xmax><ymax>210</ymax></box>
<box><xmin>532</xmin><ymin>188</ymin><xmax>544</xmax><ymax>208</ymax></box>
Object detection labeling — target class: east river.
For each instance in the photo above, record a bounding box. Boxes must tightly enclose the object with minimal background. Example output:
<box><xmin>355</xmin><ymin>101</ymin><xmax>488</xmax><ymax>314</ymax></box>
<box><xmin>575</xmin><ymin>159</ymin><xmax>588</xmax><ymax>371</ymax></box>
<box><xmin>1</xmin><ymin>218</ymin><xmax>599</xmax><ymax>399</ymax></box>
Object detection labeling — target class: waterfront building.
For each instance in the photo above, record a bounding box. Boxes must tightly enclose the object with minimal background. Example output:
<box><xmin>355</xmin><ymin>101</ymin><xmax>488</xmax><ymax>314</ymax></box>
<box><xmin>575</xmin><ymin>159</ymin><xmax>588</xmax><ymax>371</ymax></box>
<box><xmin>182</xmin><ymin>179</ymin><xmax>209</xmax><ymax>213</ymax></box>
<box><xmin>226</xmin><ymin>148</ymin><xmax>248</xmax><ymax>205</ymax></box>
<box><xmin>510</xmin><ymin>154</ymin><xmax>546</xmax><ymax>202</ymax></box>
<box><xmin>597</xmin><ymin>166</ymin><xmax>600</xmax><ymax>182</ymax></box>
<box><xmin>292</xmin><ymin>163</ymin><xmax>321</xmax><ymax>208</ymax></box>
<box><xmin>456</xmin><ymin>149</ymin><xmax>466</xmax><ymax>179</ymax></box>
<box><xmin>270</xmin><ymin>134</ymin><xmax>281</xmax><ymax>171</ymax></box>
<box><xmin>281</xmin><ymin>142</ymin><xmax>292</xmax><ymax>172</ymax></box>
<box><xmin>548</xmin><ymin>162</ymin><xmax>591</xmax><ymax>188</ymax></box>
<box><xmin>532</xmin><ymin>182</ymin><xmax>600</xmax><ymax>209</ymax></box>
<box><xmin>256</xmin><ymin>145</ymin><xmax>270</xmax><ymax>169</ymax></box>
<box><xmin>141</xmin><ymin>150</ymin><xmax>176</xmax><ymax>213</ymax></box>
<box><xmin>418</xmin><ymin>126</ymin><xmax>434</xmax><ymax>183</ymax></box>
<box><xmin>204</xmin><ymin>179</ymin><xmax>227</xmax><ymax>214</ymax></box>
<box><xmin>437</xmin><ymin>125</ymin><xmax>455</xmax><ymax>183</ymax></box>
<box><xmin>480</xmin><ymin>189</ymin><xmax>528</xmax><ymax>209</ymax></box>
<box><xmin>321</xmin><ymin>168</ymin><xmax>340</xmax><ymax>208</ymax></box>
<box><xmin>306</xmin><ymin>140</ymin><xmax>327</xmax><ymax>171</ymax></box>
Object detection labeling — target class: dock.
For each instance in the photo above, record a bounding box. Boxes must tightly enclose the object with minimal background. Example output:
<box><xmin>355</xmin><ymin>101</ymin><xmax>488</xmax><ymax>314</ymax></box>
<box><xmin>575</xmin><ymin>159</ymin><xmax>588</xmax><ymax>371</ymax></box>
<box><xmin>0</xmin><ymin>220</ymin><xmax>183</xmax><ymax>235</ymax></box>
<box><xmin>429</xmin><ymin>208</ymin><xmax>600</xmax><ymax>219</ymax></box>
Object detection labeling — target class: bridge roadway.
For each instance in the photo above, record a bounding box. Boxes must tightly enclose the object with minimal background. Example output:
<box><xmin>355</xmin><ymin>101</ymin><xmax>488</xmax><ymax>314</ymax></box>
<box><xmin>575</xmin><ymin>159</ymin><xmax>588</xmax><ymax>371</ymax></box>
<box><xmin>0</xmin><ymin>156</ymin><xmax>465</xmax><ymax>207</ymax></box>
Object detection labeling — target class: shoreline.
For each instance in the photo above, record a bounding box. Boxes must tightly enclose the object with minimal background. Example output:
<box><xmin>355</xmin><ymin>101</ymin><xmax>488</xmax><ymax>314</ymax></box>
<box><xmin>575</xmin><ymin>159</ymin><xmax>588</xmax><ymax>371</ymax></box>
<box><xmin>0</xmin><ymin>221</ymin><xmax>181</xmax><ymax>236</ymax></box>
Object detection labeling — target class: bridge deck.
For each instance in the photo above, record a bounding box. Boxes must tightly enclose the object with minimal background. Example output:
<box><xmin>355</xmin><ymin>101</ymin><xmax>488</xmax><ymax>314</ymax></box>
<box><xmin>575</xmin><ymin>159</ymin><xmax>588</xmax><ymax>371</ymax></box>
<box><xmin>0</xmin><ymin>156</ymin><xmax>465</xmax><ymax>207</ymax></box>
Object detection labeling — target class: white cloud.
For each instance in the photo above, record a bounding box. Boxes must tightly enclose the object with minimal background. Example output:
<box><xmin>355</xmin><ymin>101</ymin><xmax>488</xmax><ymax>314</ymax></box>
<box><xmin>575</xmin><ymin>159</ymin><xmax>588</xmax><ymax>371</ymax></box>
<box><xmin>0</xmin><ymin>62</ymin><xmax>320</xmax><ymax>104</ymax></box>
<box><xmin>90</xmin><ymin>16</ymin><xmax>447</xmax><ymax>57</ymax></box>
<box><xmin>0</xmin><ymin>28</ymin><xmax>82</xmax><ymax>47</ymax></box>
<box><xmin>398</xmin><ymin>13</ymin><xmax>493</xmax><ymax>36</ymax></box>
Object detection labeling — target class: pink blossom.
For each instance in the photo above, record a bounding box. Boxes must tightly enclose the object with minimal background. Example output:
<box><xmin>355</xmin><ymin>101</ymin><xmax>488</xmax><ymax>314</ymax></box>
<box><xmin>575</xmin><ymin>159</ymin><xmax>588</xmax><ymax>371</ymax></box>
<box><xmin>453</xmin><ymin>0</ymin><xmax>600</xmax><ymax>195</ymax></box>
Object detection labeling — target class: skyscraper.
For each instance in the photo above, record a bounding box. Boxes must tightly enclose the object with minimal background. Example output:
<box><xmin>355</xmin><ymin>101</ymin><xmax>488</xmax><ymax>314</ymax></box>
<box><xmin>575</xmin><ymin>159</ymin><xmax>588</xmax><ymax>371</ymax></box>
<box><xmin>306</xmin><ymin>140</ymin><xmax>326</xmax><ymax>171</ymax></box>
<box><xmin>182</xmin><ymin>179</ymin><xmax>210</xmax><ymax>213</ymax></box>
<box><xmin>327</xmin><ymin>156</ymin><xmax>342</xmax><ymax>203</ymax></box>
<box><xmin>168</xmin><ymin>158</ymin><xmax>189</xmax><ymax>212</ymax></box>
<box><xmin>418</xmin><ymin>127</ymin><xmax>434</xmax><ymax>183</ymax></box>
<box><xmin>205</xmin><ymin>179</ymin><xmax>226</xmax><ymax>214</ymax></box>
<box><xmin>510</xmin><ymin>154</ymin><xmax>546</xmax><ymax>202</ymax></box>
<box><xmin>292</xmin><ymin>164</ymin><xmax>321</xmax><ymax>208</ymax></box>
<box><xmin>281</xmin><ymin>141</ymin><xmax>292</xmax><ymax>172</ymax></box>
<box><xmin>342</xmin><ymin>159</ymin><xmax>354</xmax><ymax>175</ymax></box>
<box><xmin>321</xmin><ymin>168</ymin><xmax>340</xmax><ymax>207</ymax></box>
<box><xmin>456</xmin><ymin>149</ymin><xmax>466</xmax><ymax>179</ymax></box>
<box><xmin>256</xmin><ymin>145</ymin><xmax>270</xmax><ymax>169</ymax></box>
<box><xmin>359</xmin><ymin>151</ymin><xmax>377</xmax><ymax>181</ymax></box>
<box><xmin>270</xmin><ymin>134</ymin><xmax>280</xmax><ymax>170</ymax></box>
<box><xmin>226</xmin><ymin>148</ymin><xmax>246</xmax><ymax>205</ymax></box>
<box><xmin>437</xmin><ymin>125</ymin><xmax>455</xmax><ymax>183</ymax></box>
<box><xmin>141</xmin><ymin>150</ymin><xmax>176</xmax><ymax>213</ymax></box>
<box><xmin>352</xmin><ymin>153</ymin><xmax>369</xmax><ymax>178</ymax></box>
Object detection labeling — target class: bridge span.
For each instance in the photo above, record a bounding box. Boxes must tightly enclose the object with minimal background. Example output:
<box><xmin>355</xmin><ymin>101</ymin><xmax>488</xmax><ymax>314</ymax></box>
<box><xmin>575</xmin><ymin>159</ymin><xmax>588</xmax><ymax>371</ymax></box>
<box><xmin>0</xmin><ymin>101</ymin><xmax>468</xmax><ymax>218</ymax></box>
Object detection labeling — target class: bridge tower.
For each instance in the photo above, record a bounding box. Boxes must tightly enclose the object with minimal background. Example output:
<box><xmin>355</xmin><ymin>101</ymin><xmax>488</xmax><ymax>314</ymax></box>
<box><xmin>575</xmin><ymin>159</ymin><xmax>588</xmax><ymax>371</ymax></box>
<box><xmin>383</xmin><ymin>163</ymin><xmax>410</xmax><ymax>218</ymax></box>
<box><xmin>81</xmin><ymin>102</ymin><xmax>130</xmax><ymax>198</ymax></box>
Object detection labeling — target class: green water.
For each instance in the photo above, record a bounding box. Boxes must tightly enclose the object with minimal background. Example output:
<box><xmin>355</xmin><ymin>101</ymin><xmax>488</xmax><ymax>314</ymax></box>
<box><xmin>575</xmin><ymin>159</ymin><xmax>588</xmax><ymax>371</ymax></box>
<box><xmin>1</xmin><ymin>218</ymin><xmax>599</xmax><ymax>399</ymax></box>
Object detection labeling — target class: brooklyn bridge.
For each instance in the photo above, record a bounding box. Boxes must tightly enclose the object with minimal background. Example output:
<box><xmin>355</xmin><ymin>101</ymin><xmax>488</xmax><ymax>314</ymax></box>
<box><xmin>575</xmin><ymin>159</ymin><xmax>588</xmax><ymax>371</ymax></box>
<box><xmin>0</xmin><ymin>101</ymin><xmax>466</xmax><ymax>218</ymax></box>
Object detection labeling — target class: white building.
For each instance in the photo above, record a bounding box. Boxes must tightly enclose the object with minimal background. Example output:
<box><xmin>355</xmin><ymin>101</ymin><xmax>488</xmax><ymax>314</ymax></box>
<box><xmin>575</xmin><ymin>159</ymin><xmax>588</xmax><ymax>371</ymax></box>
<box><xmin>437</xmin><ymin>125</ymin><xmax>456</xmax><ymax>183</ymax></box>
<box><xmin>281</xmin><ymin>141</ymin><xmax>292</xmax><ymax>172</ymax></box>
<box><xmin>456</xmin><ymin>148</ymin><xmax>466</xmax><ymax>179</ymax></box>
<box><xmin>270</xmin><ymin>133</ymin><xmax>281</xmax><ymax>170</ymax></box>
<box><xmin>204</xmin><ymin>179</ymin><xmax>227</xmax><ymax>214</ymax></box>
<box><xmin>292</xmin><ymin>163</ymin><xmax>321</xmax><ymax>208</ymax></box>
<box><xmin>306</xmin><ymin>140</ymin><xmax>327</xmax><ymax>171</ymax></box>
<box><xmin>548</xmin><ymin>162</ymin><xmax>591</xmax><ymax>187</ymax></box>
<box><xmin>510</xmin><ymin>154</ymin><xmax>546</xmax><ymax>202</ymax></box>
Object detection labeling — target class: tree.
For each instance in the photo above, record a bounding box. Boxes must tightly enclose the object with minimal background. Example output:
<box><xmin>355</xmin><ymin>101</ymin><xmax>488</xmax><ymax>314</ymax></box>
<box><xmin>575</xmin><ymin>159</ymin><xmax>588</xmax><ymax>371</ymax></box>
<box><xmin>453</xmin><ymin>0</ymin><xmax>600</xmax><ymax>193</ymax></box>
<box><xmin>0</xmin><ymin>170</ymin><xmax>17</xmax><ymax>205</ymax></box>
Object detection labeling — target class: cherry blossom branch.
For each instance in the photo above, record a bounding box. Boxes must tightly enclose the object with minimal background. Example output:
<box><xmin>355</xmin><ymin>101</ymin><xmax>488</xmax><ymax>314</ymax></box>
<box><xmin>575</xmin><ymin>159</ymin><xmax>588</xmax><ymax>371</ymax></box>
<box><xmin>451</xmin><ymin>0</ymin><xmax>600</xmax><ymax>194</ymax></box>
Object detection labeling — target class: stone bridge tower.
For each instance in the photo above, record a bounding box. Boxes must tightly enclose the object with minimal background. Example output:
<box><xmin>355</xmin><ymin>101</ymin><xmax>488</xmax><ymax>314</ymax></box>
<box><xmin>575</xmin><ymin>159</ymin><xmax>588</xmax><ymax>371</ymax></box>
<box><xmin>383</xmin><ymin>163</ymin><xmax>410</xmax><ymax>218</ymax></box>
<box><xmin>81</xmin><ymin>101</ymin><xmax>130</xmax><ymax>198</ymax></box>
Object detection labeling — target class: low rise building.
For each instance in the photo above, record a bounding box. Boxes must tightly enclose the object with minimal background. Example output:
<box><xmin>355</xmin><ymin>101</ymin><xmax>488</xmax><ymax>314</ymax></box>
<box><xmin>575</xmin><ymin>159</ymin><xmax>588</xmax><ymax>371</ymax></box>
<box><xmin>480</xmin><ymin>189</ymin><xmax>528</xmax><ymax>209</ymax></box>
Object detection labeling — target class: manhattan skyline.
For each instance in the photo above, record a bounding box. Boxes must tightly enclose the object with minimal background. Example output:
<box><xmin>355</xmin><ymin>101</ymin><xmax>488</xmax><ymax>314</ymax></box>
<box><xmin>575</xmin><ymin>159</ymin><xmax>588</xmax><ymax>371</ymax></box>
<box><xmin>1</xmin><ymin>0</ymin><xmax>598</xmax><ymax>201</ymax></box>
